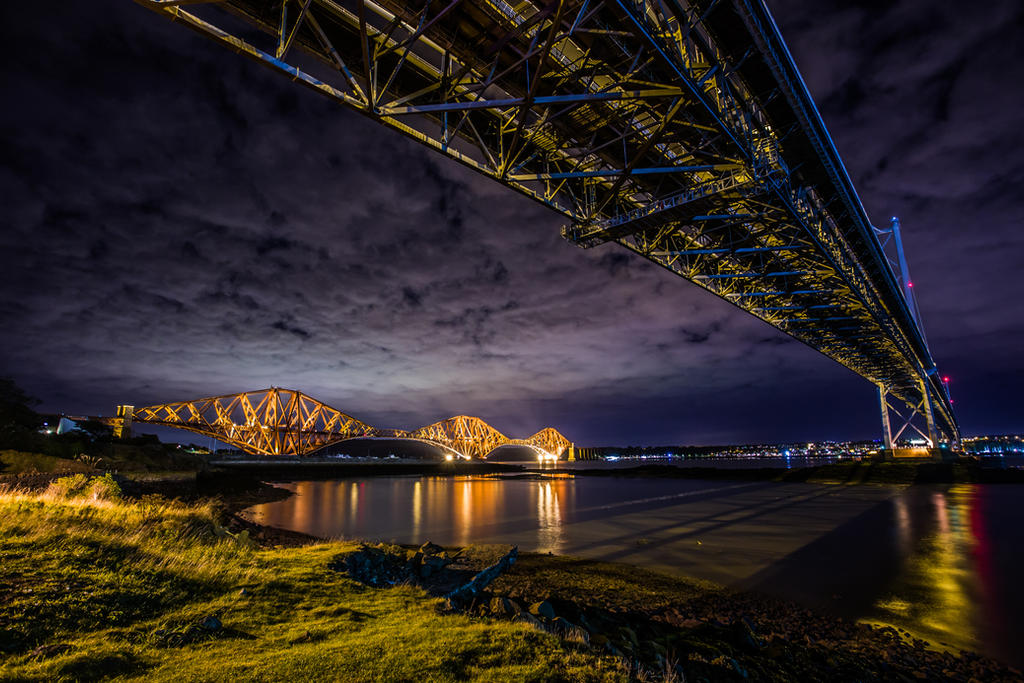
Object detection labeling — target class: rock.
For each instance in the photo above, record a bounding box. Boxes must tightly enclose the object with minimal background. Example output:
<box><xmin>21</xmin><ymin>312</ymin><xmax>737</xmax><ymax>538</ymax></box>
<box><xmin>424</xmin><ymin>554</ymin><xmax>451</xmax><ymax>571</ymax></box>
<box><xmin>445</xmin><ymin>547</ymin><xmax>518</xmax><ymax>606</ymax></box>
<box><xmin>200</xmin><ymin>616</ymin><xmax>222</xmax><ymax>632</ymax></box>
<box><xmin>730</xmin><ymin>658</ymin><xmax>748</xmax><ymax>678</ymax></box>
<box><xmin>733</xmin><ymin>619</ymin><xmax>762</xmax><ymax>651</ymax></box>
<box><xmin>529</xmin><ymin>601</ymin><xmax>556</xmax><ymax>620</ymax></box>
<box><xmin>552</xmin><ymin>617</ymin><xmax>589</xmax><ymax>645</ymax></box>
<box><xmin>419</xmin><ymin>541</ymin><xmax>444</xmax><ymax>555</ymax></box>
<box><xmin>514</xmin><ymin>611</ymin><xmax>544</xmax><ymax>629</ymax></box>
<box><xmin>550</xmin><ymin>616</ymin><xmax>571</xmax><ymax>633</ymax></box>
<box><xmin>577</xmin><ymin>612</ymin><xmax>594</xmax><ymax>632</ymax></box>
<box><xmin>490</xmin><ymin>596</ymin><xmax>515</xmax><ymax>618</ymax></box>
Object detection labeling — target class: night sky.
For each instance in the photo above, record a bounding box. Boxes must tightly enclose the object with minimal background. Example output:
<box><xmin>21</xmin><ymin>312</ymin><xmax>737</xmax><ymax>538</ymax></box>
<box><xmin>2</xmin><ymin>1</ymin><xmax>1021</xmax><ymax>445</ymax></box>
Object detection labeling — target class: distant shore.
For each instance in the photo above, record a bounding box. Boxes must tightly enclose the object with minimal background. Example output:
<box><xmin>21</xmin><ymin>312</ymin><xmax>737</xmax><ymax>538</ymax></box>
<box><xmin>552</xmin><ymin>459</ymin><xmax>1024</xmax><ymax>486</ymax></box>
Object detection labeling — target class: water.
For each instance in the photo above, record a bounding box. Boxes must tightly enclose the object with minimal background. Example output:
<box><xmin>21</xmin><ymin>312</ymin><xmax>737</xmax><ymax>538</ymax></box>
<box><xmin>525</xmin><ymin>454</ymin><xmax>854</xmax><ymax>469</ymax></box>
<box><xmin>244</xmin><ymin>473</ymin><xmax>1024</xmax><ymax>666</ymax></box>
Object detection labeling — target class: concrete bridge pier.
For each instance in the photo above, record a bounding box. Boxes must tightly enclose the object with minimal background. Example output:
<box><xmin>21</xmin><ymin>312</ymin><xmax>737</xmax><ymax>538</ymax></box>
<box><xmin>113</xmin><ymin>404</ymin><xmax>134</xmax><ymax>439</ymax></box>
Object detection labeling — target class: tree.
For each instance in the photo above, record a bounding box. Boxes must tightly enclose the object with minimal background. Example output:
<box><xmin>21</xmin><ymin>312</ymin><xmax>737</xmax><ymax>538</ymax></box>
<box><xmin>0</xmin><ymin>378</ymin><xmax>42</xmax><ymax>440</ymax></box>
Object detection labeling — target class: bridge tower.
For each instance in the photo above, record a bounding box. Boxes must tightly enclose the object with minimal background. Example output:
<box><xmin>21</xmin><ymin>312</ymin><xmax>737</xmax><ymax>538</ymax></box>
<box><xmin>871</xmin><ymin>216</ymin><xmax>952</xmax><ymax>456</ymax></box>
<box><xmin>113</xmin><ymin>404</ymin><xmax>134</xmax><ymax>439</ymax></box>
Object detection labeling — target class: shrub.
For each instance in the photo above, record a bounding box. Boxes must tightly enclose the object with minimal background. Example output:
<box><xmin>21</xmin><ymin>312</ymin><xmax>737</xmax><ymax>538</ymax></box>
<box><xmin>46</xmin><ymin>473</ymin><xmax>90</xmax><ymax>498</ymax></box>
<box><xmin>87</xmin><ymin>473</ymin><xmax>122</xmax><ymax>501</ymax></box>
<box><xmin>44</xmin><ymin>473</ymin><xmax>122</xmax><ymax>501</ymax></box>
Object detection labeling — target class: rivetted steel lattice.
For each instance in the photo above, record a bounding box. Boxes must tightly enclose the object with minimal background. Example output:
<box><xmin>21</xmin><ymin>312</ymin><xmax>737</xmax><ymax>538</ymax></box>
<box><xmin>131</xmin><ymin>0</ymin><xmax>959</xmax><ymax>443</ymax></box>
<box><xmin>125</xmin><ymin>388</ymin><xmax>571</xmax><ymax>458</ymax></box>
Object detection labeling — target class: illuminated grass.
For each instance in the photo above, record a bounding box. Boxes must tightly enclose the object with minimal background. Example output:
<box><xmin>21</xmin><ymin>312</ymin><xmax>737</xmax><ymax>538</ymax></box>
<box><xmin>0</xmin><ymin>489</ymin><xmax>621</xmax><ymax>682</ymax></box>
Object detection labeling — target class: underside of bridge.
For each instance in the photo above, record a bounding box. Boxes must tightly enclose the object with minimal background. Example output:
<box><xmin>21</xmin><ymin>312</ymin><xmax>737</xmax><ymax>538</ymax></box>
<box><xmin>130</xmin><ymin>0</ymin><xmax>959</xmax><ymax>446</ymax></box>
<box><xmin>112</xmin><ymin>388</ymin><xmax>572</xmax><ymax>459</ymax></box>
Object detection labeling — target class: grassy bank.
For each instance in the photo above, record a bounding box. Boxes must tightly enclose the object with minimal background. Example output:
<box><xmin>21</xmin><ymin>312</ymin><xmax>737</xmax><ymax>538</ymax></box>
<box><xmin>0</xmin><ymin>483</ymin><xmax>616</xmax><ymax>682</ymax></box>
<box><xmin>2</xmin><ymin>477</ymin><xmax>1020</xmax><ymax>682</ymax></box>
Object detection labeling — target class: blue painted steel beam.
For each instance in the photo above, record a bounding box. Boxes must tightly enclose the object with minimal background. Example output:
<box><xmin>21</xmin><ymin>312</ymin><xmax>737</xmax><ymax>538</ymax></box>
<box><xmin>383</xmin><ymin>87</ymin><xmax>686</xmax><ymax>115</ymax></box>
<box><xmin>509</xmin><ymin>164</ymin><xmax>727</xmax><ymax>180</ymax></box>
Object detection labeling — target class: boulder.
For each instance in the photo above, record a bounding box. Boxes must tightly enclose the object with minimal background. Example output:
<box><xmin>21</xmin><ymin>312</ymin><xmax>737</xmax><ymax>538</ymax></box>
<box><xmin>419</xmin><ymin>541</ymin><xmax>445</xmax><ymax>555</ymax></box>
<box><xmin>490</xmin><ymin>596</ymin><xmax>516</xmax><ymax>618</ymax></box>
<box><xmin>514</xmin><ymin>611</ymin><xmax>544</xmax><ymax>629</ymax></box>
<box><xmin>200</xmin><ymin>616</ymin><xmax>222</xmax><ymax>632</ymax></box>
<box><xmin>529</xmin><ymin>601</ymin><xmax>556</xmax><ymax>620</ymax></box>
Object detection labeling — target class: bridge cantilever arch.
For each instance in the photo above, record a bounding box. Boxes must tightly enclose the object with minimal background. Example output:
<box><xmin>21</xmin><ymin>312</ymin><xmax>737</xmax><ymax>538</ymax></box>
<box><xmin>114</xmin><ymin>388</ymin><xmax>572</xmax><ymax>459</ymax></box>
<box><xmin>131</xmin><ymin>0</ymin><xmax>959</xmax><ymax>448</ymax></box>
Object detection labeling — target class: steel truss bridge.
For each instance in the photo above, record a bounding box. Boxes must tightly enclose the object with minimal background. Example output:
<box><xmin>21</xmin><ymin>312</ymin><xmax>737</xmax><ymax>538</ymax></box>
<box><xmin>113</xmin><ymin>388</ymin><xmax>572</xmax><ymax>459</ymax></box>
<box><xmin>132</xmin><ymin>0</ymin><xmax>958</xmax><ymax>448</ymax></box>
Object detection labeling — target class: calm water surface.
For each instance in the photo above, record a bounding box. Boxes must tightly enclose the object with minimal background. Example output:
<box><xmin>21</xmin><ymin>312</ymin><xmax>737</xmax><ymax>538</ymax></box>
<box><xmin>244</xmin><ymin>472</ymin><xmax>1024</xmax><ymax>666</ymax></box>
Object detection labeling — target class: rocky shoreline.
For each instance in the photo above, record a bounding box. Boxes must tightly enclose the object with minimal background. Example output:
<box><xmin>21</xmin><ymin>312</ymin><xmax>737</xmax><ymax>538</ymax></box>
<box><xmin>5</xmin><ymin>468</ymin><xmax>1021</xmax><ymax>680</ymax></box>
<box><xmin>315</xmin><ymin>539</ymin><xmax>1021</xmax><ymax>681</ymax></box>
<box><xmin>214</xmin><ymin>477</ymin><xmax>1021</xmax><ymax>681</ymax></box>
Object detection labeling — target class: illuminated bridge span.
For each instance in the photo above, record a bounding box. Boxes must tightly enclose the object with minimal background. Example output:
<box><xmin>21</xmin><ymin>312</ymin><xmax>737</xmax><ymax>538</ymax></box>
<box><xmin>114</xmin><ymin>388</ymin><xmax>571</xmax><ymax>459</ymax></box>
<box><xmin>132</xmin><ymin>0</ymin><xmax>958</xmax><ymax>448</ymax></box>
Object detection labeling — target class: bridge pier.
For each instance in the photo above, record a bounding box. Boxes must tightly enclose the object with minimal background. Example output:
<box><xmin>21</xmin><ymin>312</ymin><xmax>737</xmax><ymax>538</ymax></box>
<box><xmin>876</xmin><ymin>383</ymin><xmax>952</xmax><ymax>461</ymax></box>
<box><xmin>920</xmin><ymin>377</ymin><xmax>941</xmax><ymax>448</ymax></box>
<box><xmin>877</xmin><ymin>384</ymin><xmax>894</xmax><ymax>451</ymax></box>
<box><xmin>113</xmin><ymin>405</ymin><xmax>134</xmax><ymax>439</ymax></box>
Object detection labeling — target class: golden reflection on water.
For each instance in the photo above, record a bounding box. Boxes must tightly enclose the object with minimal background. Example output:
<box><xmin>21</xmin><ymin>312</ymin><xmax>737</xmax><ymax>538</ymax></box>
<box><xmin>412</xmin><ymin>480</ymin><xmax>422</xmax><ymax>540</ymax></box>
<box><xmin>252</xmin><ymin>475</ymin><xmax>574</xmax><ymax>548</ymax></box>
<box><xmin>868</xmin><ymin>485</ymin><xmax>981</xmax><ymax>652</ymax></box>
<box><xmin>349</xmin><ymin>481</ymin><xmax>359</xmax><ymax>524</ymax></box>
<box><xmin>535</xmin><ymin>481</ymin><xmax>566</xmax><ymax>553</ymax></box>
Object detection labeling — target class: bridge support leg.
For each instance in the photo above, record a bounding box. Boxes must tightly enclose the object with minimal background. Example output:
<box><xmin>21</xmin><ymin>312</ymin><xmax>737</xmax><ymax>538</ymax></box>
<box><xmin>920</xmin><ymin>377</ymin><xmax>940</xmax><ymax>448</ymax></box>
<box><xmin>113</xmin><ymin>405</ymin><xmax>134</xmax><ymax>439</ymax></box>
<box><xmin>877</xmin><ymin>384</ymin><xmax>893</xmax><ymax>452</ymax></box>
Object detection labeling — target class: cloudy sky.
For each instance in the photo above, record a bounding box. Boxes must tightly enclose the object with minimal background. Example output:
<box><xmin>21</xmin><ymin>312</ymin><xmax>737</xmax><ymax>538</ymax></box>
<box><xmin>1</xmin><ymin>1</ymin><xmax>1021</xmax><ymax>445</ymax></box>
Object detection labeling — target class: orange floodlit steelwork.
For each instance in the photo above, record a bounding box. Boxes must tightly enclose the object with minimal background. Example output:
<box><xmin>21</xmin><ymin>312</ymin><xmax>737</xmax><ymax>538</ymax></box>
<box><xmin>114</xmin><ymin>388</ymin><xmax>571</xmax><ymax>459</ymax></box>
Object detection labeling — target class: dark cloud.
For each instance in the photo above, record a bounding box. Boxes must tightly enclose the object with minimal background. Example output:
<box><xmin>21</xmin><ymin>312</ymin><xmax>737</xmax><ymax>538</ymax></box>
<box><xmin>0</xmin><ymin>1</ymin><xmax>1020</xmax><ymax>443</ymax></box>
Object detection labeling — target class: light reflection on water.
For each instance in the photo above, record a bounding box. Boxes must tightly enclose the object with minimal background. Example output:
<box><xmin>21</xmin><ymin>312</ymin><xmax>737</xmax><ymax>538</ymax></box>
<box><xmin>869</xmin><ymin>488</ymin><xmax>975</xmax><ymax>648</ymax></box>
<box><xmin>244</xmin><ymin>475</ymin><xmax>1024</xmax><ymax>666</ymax></box>
<box><xmin>863</xmin><ymin>485</ymin><xmax>1009</xmax><ymax>660</ymax></box>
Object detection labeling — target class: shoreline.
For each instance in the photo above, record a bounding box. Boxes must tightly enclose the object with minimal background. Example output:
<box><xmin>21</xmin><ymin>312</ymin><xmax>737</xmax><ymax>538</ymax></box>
<box><xmin>1</xmin><ymin>471</ymin><xmax>1021</xmax><ymax>679</ymax></box>
<box><xmin>217</xmin><ymin>473</ymin><xmax>1018</xmax><ymax>671</ymax></box>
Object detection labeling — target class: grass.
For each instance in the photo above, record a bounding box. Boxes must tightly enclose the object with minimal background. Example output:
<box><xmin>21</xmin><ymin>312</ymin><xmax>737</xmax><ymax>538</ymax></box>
<box><xmin>0</xmin><ymin>450</ymin><xmax>92</xmax><ymax>476</ymax></box>
<box><xmin>0</xmin><ymin>485</ymin><xmax>622</xmax><ymax>682</ymax></box>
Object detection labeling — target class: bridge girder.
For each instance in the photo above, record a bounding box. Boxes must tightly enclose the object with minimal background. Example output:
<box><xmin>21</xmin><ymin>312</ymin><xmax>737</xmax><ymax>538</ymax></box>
<box><xmin>129</xmin><ymin>0</ymin><xmax>959</xmax><ymax>443</ymax></box>
<box><xmin>121</xmin><ymin>388</ymin><xmax>572</xmax><ymax>458</ymax></box>
<box><xmin>128</xmin><ymin>388</ymin><xmax>375</xmax><ymax>456</ymax></box>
